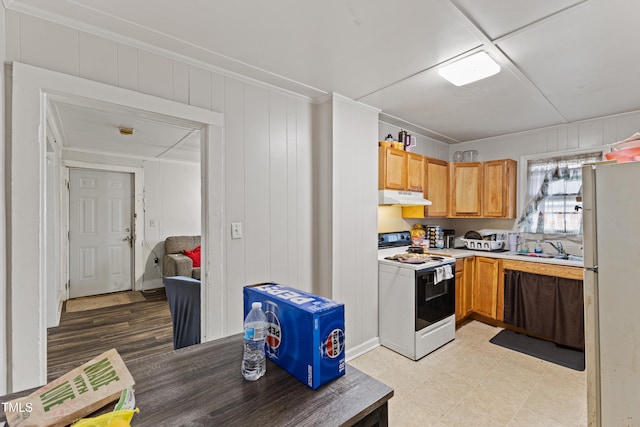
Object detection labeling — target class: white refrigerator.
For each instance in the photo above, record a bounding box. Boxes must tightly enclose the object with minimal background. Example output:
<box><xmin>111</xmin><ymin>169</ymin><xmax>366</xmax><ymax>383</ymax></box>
<box><xmin>583</xmin><ymin>160</ymin><xmax>640</xmax><ymax>426</ymax></box>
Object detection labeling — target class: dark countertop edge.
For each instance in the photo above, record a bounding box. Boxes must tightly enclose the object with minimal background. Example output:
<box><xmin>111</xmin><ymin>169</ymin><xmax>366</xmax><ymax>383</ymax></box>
<box><xmin>1</xmin><ymin>337</ymin><xmax>395</xmax><ymax>426</ymax></box>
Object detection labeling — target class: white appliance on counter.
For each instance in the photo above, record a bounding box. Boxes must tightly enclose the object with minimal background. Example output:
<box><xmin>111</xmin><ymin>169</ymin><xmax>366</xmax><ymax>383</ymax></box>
<box><xmin>377</xmin><ymin>231</ymin><xmax>456</xmax><ymax>360</ymax></box>
<box><xmin>582</xmin><ymin>161</ymin><xmax>640</xmax><ymax>426</ymax></box>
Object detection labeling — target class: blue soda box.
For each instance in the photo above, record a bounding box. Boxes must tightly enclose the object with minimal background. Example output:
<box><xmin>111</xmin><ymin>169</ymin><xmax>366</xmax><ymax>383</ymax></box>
<box><xmin>243</xmin><ymin>283</ymin><xmax>346</xmax><ymax>389</ymax></box>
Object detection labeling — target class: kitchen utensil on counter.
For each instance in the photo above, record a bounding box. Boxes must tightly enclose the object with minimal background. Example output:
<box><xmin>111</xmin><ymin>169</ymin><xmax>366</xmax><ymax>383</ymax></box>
<box><xmin>464</xmin><ymin>230</ymin><xmax>483</xmax><ymax>240</ymax></box>
<box><xmin>445</xmin><ymin>235</ymin><xmax>456</xmax><ymax>249</ymax></box>
<box><xmin>442</xmin><ymin>229</ymin><xmax>456</xmax><ymax>249</ymax></box>
<box><xmin>508</xmin><ymin>233</ymin><xmax>522</xmax><ymax>251</ymax></box>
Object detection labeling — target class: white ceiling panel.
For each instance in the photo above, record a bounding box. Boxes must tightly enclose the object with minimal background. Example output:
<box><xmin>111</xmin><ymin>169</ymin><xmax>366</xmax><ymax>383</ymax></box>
<box><xmin>12</xmin><ymin>0</ymin><xmax>484</xmax><ymax>100</ymax></box>
<box><xmin>50</xmin><ymin>100</ymin><xmax>201</xmax><ymax>161</ymax></box>
<box><xmin>11</xmin><ymin>0</ymin><xmax>640</xmax><ymax>146</ymax></box>
<box><xmin>497</xmin><ymin>0</ymin><xmax>640</xmax><ymax>122</ymax></box>
<box><xmin>453</xmin><ymin>0</ymin><xmax>586</xmax><ymax>40</ymax></box>
<box><xmin>361</xmin><ymin>60</ymin><xmax>566</xmax><ymax>142</ymax></box>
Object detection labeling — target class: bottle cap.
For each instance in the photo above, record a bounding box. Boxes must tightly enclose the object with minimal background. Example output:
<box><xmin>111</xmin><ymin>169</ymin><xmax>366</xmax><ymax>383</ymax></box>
<box><xmin>251</xmin><ymin>302</ymin><xmax>262</xmax><ymax>309</ymax></box>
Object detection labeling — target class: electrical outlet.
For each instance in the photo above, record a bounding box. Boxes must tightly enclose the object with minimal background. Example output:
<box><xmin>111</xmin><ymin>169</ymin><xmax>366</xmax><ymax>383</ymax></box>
<box><xmin>154</xmin><ymin>257</ymin><xmax>159</xmax><ymax>264</ymax></box>
<box><xmin>231</xmin><ymin>222</ymin><xmax>243</xmax><ymax>239</ymax></box>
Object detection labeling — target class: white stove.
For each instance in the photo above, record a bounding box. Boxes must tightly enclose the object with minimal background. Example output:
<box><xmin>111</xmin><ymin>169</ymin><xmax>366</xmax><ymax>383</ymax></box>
<box><xmin>377</xmin><ymin>231</ymin><xmax>456</xmax><ymax>360</ymax></box>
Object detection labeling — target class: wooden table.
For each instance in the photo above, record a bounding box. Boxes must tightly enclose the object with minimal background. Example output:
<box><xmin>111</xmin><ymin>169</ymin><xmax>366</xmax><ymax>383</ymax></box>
<box><xmin>1</xmin><ymin>334</ymin><xmax>393</xmax><ymax>426</ymax></box>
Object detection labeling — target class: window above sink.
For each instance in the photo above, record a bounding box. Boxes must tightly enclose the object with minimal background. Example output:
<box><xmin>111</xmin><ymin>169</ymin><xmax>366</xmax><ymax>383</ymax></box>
<box><xmin>517</xmin><ymin>149</ymin><xmax>605</xmax><ymax>235</ymax></box>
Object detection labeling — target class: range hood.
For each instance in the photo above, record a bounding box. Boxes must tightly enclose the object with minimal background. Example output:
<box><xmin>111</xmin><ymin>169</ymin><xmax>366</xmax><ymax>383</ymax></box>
<box><xmin>378</xmin><ymin>189</ymin><xmax>432</xmax><ymax>206</ymax></box>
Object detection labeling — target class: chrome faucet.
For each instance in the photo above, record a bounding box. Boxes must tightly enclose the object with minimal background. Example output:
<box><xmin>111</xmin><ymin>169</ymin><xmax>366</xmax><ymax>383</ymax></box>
<box><xmin>547</xmin><ymin>241</ymin><xmax>565</xmax><ymax>254</ymax></box>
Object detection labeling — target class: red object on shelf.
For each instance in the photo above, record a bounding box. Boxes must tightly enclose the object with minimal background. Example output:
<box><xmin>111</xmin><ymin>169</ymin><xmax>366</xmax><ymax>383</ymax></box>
<box><xmin>605</xmin><ymin>147</ymin><xmax>640</xmax><ymax>163</ymax></box>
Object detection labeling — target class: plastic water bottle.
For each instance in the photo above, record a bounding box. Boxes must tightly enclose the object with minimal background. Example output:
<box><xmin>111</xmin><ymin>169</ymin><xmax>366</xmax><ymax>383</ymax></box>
<box><xmin>242</xmin><ymin>301</ymin><xmax>267</xmax><ymax>381</ymax></box>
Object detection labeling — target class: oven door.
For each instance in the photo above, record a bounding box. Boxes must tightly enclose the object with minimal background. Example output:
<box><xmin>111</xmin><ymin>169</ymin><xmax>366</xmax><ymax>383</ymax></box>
<box><xmin>415</xmin><ymin>265</ymin><xmax>455</xmax><ymax>331</ymax></box>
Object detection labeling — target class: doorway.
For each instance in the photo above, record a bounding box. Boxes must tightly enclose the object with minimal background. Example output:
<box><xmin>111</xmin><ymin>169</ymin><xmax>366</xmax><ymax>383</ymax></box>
<box><xmin>6</xmin><ymin>62</ymin><xmax>225</xmax><ymax>392</ymax></box>
<box><xmin>68</xmin><ymin>169</ymin><xmax>134</xmax><ymax>298</ymax></box>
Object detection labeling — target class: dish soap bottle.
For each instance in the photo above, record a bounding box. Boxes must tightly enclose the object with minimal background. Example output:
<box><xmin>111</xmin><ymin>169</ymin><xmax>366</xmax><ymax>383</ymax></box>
<box><xmin>534</xmin><ymin>240</ymin><xmax>543</xmax><ymax>254</ymax></box>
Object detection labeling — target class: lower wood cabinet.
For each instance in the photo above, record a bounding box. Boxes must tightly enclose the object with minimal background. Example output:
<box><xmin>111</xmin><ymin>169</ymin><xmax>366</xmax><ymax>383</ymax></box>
<box><xmin>472</xmin><ymin>256</ymin><xmax>503</xmax><ymax>320</ymax></box>
<box><xmin>455</xmin><ymin>257</ymin><xmax>474</xmax><ymax>323</ymax></box>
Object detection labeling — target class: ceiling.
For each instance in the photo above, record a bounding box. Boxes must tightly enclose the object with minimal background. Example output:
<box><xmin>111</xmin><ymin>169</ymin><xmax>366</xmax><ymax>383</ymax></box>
<box><xmin>47</xmin><ymin>98</ymin><xmax>202</xmax><ymax>162</ymax></box>
<box><xmin>13</xmin><ymin>0</ymin><xmax>640</xmax><ymax>154</ymax></box>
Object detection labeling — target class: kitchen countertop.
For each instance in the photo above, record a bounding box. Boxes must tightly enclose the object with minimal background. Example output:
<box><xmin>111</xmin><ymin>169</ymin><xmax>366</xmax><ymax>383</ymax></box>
<box><xmin>425</xmin><ymin>248</ymin><xmax>584</xmax><ymax>268</ymax></box>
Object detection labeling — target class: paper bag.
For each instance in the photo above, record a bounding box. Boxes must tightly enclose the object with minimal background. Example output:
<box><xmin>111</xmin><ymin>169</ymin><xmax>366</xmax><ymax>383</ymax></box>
<box><xmin>5</xmin><ymin>349</ymin><xmax>135</xmax><ymax>427</ymax></box>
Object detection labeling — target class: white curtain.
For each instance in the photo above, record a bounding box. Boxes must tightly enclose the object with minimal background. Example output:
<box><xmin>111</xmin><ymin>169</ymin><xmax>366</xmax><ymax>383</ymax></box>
<box><xmin>517</xmin><ymin>152</ymin><xmax>601</xmax><ymax>233</ymax></box>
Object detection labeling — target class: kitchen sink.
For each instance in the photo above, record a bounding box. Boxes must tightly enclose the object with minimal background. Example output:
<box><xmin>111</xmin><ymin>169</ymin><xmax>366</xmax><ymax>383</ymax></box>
<box><xmin>511</xmin><ymin>252</ymin><xmax>583</xmax><ymax>262</ymax></box>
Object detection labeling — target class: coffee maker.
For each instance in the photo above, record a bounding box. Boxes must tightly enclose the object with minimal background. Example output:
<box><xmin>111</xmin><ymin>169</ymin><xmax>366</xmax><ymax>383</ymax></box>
<box><xmin>443</xmin><ymin>229</ymin><xmax>456</xmax><ymax>249</ymax></box>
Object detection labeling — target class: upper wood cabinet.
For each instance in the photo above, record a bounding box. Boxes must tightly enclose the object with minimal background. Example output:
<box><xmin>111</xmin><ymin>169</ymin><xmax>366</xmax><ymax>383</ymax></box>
<box><xmin>450</xmin><ymin>162</ymin><xmax>483</xmax><ymax>217</ymax></box>
<box><xmin>406</xmin><ymin>152</ymin><xmax>425</xmax><ymax>192</ymax></box>
<box><xmin>402</xmin><ymin>156</ymin><xmax>448</xmax><ymax>218</ymax></box>
<box><xmin>379</xmin><ymin>147</ymin><xmax>425</xmax><ymax>192</ymax></box>
<box><xmin>425</xmin><ymin>158</ymin><xmax>448</xmax><ymax>217</ymax></box>
<box><xmin>378</xmin><ymin>147</ymin><xmax>406</xmax><ymax>190</ymax></box>
<box><xmin>483</xmin><ymin>159</ymin><xmax>517</xmax><ymax>218</ymax></box>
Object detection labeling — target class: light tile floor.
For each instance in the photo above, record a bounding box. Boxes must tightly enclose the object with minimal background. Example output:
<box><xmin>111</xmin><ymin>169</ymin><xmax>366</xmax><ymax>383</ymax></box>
<box><xmin>350</xmin><ymin>321</ymin><xmax>587</xmax><ymax>426</ymax></box>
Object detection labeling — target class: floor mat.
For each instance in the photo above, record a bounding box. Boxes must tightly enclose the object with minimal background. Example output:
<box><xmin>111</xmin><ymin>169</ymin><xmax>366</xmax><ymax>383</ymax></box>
<box><xmin>490</xmin><ymin>329</ymin><xmax>585</xmax><ymax>371</ymax></box>
<box><xmin>65</xmin><ymin>291</ymin><xmax>146</xmax><ymax>313</ymax></box>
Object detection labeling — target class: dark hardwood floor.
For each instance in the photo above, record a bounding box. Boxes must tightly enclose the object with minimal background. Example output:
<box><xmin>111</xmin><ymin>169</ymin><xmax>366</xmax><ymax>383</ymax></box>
<box><xmin>47</xmin><ymin>288</ymin><xmax>174</xmax><ymax>382</ymax></box>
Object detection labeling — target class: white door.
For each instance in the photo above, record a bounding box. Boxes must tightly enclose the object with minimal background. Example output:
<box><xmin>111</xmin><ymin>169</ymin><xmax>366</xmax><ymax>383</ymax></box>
<box><xmin>69</xmin><ymin>169</ymin><xmax>134</xmax><ymax>298</ymax></box>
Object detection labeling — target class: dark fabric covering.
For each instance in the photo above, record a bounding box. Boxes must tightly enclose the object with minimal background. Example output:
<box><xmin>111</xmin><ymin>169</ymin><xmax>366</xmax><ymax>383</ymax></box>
<box><xmin>164</xmin><ymin>276</ymin><xmax>201</xmax><ymax>349</ymax></box>
<box><xmin>503</xmin><ymin>270</ymin><xmax>584</xmax><ymax>350</ymax></box>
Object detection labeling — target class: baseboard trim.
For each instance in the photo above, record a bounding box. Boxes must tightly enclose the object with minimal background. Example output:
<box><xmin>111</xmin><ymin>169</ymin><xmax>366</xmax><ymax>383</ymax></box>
<box><xmin>346</xmin><ymin>337</ymin><xmax>380</xmax><ymax>362</ymax></box>
<box><xmin>141</xmin><ymin>278</ymin><xmax>164</xmax><ymax>291</ymax></box>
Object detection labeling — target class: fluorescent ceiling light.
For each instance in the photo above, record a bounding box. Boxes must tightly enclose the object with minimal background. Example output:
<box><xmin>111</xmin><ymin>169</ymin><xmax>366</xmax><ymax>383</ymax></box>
<box><xmin>438</xmin><ymin>51</ymin><xmax>501</xmax><ymax>86</ymax></box>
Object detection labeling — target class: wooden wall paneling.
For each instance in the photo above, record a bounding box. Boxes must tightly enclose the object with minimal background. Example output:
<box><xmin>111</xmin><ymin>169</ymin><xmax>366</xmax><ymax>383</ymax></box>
<box><xmin>78</xmin><ymin>33</ymin><xmax>117</xmax><ymax>86</ymax></box>
<box><xmin>566</xmin><ymin>124</ymin><xmax>580</xmax><ymax>150</ymax></box>
<box><xmin>332</xmin><ymin>99</ymin><xmax>356</xmax><ymax>339</ymax></box>
<box><xmin>269</xmin><ymin>91</ymin><xmax>289</xmax><ymax>284</ymax></box>
<box><xmin>578</xmin><ymin>121</ymin><xmax>604</xmax><ymax>148</ymax></box>
<box><xmin>296</xmin><ymin>100</ymin><xmax>314</xmax><ymax>291</ymax></box>
<box><xmin>286</xmin><ymin>97</ymin><xmax>299</xmax><ymax>288</ymax></box>
<box><xmin>224</xmin><ymin>78</ymin><xmax>246</xmax><ymax>333</ymax></box>
<box><xmin>312</xmin><ymin>99</ymin><xmax>333</xmax><ymax>299</ymax></box>
<box><xmin>356</xmin><ymin>108</ymin><xmax>380</xmax><ymax>344</ymax></box>
<box><xmin>0</xmin><ymin>7</ymin><xmax>6</xmax><ymax>396</ymax></box>
<box><xmin>243</xmin><ymin>84</ymin><xmax>271</xmax><ymax>285</ymax></box>
<box><xmin>189</xmin><ymin>66</ymin><xmax>212</xmax><ymax>110</ymax></box>
<box><xmin>603</xmin><ymin>116</ymin><xmax>618</xmax><ymax>145</ymax></box>
<box><xmin>612</xmin><ymin>112</ymin><xmax>640</xmax><ymax>141</ymax></box>
<box><xmin>137</xmin><ymin>50</ymin><xmax>173</xmax><ymax>100</ymax></box>
<box><xmin>20</xmin><ymin>14</ymin><xmax>79</xmax><ymax>76</ymax></box>
<box><xmin>116</xmin><ymin>44</ymin><xmax>138</xmax><ymax>91</ymax></box>
<box><xmin>172</xmin><ymin>61</ymin><xmax>189</xmax><ymax>105</ymax></box>
<box><xmin>211</xmin><ymin>73</ymin><xmax>226</xmax><ymax>113</ymax></box>
<box><xmin>5</xmin><ymin>10</ymin><xmax>20</xmax><ymax>62</ymax></box>
<box><xmin>546</xmin><ymin>127</ymin><xmax>559</xmax><ymax>153</ymax></box>
<box><xmin>333</xmin><ymin>96</ymin><xmax>379</xmax><ymax>354</ymax></box>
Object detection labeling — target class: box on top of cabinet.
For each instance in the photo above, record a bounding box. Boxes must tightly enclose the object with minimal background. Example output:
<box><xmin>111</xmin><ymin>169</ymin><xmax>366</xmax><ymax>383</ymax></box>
<box><xmin>243</xmin><ymin>283</ymin><xmax>346</xmax><ymax>389</ymax></box>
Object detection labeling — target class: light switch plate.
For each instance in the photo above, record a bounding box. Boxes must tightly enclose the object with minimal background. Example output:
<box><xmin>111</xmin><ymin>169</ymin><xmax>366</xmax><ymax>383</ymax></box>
<box><xmin>231</xmin><ymin>222</ymin><xmax>243</xmax><ymax>239</ymax></box>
